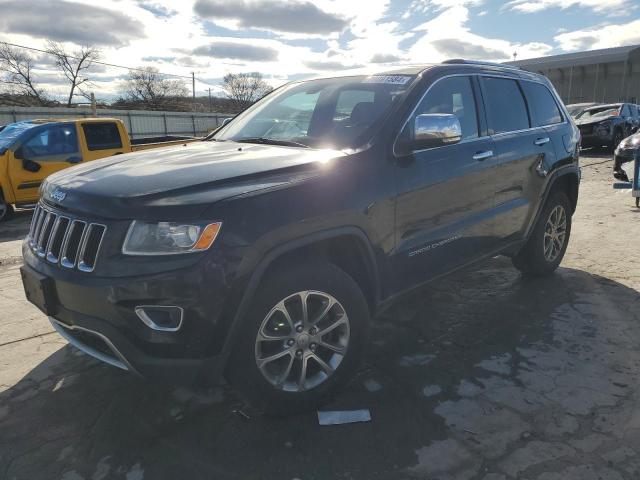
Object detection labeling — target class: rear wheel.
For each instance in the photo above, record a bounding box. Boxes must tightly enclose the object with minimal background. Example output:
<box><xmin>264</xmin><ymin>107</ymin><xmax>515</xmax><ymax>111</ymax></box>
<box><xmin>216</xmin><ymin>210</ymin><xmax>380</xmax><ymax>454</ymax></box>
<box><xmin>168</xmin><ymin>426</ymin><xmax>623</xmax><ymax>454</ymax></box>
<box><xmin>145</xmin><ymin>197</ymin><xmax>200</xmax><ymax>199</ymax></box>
<box><xmin>226</xmin><ymin>262</ymin><xmax>370</xmax><ymax>415</ymax></box>
<box><xmin>512</xmin><ymin>191</ymin><xmax>572</xmax><ymax>276</ymax></box>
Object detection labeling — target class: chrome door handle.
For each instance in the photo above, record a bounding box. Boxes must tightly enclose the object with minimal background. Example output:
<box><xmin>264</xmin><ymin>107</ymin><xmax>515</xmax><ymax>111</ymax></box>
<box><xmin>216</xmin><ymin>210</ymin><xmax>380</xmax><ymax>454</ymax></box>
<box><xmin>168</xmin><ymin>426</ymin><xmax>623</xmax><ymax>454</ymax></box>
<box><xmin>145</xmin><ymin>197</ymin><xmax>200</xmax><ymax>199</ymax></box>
<box><xmin>534</xmin><ymin>137</ymin><xmax>550</xmax><ymax>146</ymax></box>
<box><xmin>472</xmin><ymin>150</ymin><xmax>493</xmax><ymax>161</ymax></box>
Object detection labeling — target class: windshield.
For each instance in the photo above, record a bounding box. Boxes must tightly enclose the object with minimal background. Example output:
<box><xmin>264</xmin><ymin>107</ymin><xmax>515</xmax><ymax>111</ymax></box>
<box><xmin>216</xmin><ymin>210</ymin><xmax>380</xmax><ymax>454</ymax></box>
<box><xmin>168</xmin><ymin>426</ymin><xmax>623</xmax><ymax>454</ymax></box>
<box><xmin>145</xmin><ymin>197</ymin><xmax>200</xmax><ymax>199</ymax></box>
<box><xmin>213</xmin><ymin>74</ymin><xmax>416</xmax><ymax>149</ymax></box>
<box><xmin>0</xmin><ymin>121</ymin><xmax>38</xmax><ymax>150</ymax></box>
<box><xmin>567</xmin><ymin>105</ymin><xmax>590</xmax><ymax>117</ymax></box>
<box><xmin>577</xmin><ymin>106</ymin><xmax>620</xmax><ymax>120</ymax></box>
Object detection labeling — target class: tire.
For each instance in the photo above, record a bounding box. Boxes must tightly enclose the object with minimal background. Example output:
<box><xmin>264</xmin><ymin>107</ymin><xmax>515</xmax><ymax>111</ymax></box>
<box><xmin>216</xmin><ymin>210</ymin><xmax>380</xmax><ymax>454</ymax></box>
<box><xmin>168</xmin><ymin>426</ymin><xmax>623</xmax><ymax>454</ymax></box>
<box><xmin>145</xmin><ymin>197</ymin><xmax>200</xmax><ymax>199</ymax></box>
<box><xmin>512</xmin><ymin>191</ymin><xmax>572</xmax><ymax>276</ymax></box>
<box><xmin>0</xmin><ymin>196</ymin><xmax>13</xmax><ymax>222</ymax></box>
<box><xmin>612</xmin><ymin>130</ymin><xmax>624</xmax><ymax>151</ymax></box>
<box><xmin>226</xmin><ymin>262</ymin><xmax>370</xmax><ymax>415</ymax></box>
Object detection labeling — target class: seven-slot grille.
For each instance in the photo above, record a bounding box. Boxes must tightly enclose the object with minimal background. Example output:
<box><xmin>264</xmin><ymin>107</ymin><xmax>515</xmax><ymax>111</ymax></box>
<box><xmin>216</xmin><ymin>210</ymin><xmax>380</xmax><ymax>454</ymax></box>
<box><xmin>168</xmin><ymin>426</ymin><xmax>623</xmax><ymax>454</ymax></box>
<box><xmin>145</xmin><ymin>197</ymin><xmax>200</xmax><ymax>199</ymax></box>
<box><xmin>28</xmin><ymin>204</ymin><xmax>106</xmax><ymax>273</ymax></box>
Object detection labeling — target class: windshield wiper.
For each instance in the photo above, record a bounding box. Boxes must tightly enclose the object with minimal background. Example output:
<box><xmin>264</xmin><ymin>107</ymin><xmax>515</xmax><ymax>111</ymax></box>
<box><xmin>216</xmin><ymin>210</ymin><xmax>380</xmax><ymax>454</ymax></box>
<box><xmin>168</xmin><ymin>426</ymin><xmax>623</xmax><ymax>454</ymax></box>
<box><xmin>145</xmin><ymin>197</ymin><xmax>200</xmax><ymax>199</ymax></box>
<box><xmin>235</xmin><ymin>137</ymin><xmax>310</xmax><ymax>148</ymax></box>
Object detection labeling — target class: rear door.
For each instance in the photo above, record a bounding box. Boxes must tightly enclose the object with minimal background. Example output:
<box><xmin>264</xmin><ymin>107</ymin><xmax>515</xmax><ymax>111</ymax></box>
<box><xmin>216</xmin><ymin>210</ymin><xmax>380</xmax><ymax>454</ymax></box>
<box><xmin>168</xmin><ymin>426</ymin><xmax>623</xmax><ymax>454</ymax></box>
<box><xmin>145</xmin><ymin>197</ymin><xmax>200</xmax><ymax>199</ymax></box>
<box><xmin>9</xmin><ymin>122</ymin><xmax>82</xmax><ymax>204</ymax></box>
<box><xmin>79</xmin><ymin>122</ymin><xmax>126</xmax><ymax>161</ymax></box>
<box><xmin>480</xmin><ymin>76</ymin><xmax>558</xmax><ymax>245</ymax></box>
<box><xmin>392</xmin><ymin>75</ymin><xmax>497</xmax><ymax>292</ymax></box>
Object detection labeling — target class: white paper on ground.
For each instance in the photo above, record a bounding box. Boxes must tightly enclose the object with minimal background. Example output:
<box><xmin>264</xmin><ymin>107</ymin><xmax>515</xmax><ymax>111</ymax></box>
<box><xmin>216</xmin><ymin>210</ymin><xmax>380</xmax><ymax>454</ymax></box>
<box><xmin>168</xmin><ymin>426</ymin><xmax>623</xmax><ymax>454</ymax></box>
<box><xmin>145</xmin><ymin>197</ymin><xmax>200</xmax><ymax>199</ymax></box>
<box><xmin>317</xmin><ymin>409</ymin><xmax>371</xmax><ymax>425</ymax></box>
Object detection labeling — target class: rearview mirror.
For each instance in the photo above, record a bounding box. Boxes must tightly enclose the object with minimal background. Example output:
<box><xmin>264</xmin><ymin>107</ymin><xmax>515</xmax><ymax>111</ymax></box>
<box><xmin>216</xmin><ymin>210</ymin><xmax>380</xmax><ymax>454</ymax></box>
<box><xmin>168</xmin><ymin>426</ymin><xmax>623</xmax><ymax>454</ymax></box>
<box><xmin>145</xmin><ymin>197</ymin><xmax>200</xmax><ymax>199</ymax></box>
<box><xmin>413</xmin><ymin>114</ymin><xmax>462</xmax><ymax>150</ymax></box>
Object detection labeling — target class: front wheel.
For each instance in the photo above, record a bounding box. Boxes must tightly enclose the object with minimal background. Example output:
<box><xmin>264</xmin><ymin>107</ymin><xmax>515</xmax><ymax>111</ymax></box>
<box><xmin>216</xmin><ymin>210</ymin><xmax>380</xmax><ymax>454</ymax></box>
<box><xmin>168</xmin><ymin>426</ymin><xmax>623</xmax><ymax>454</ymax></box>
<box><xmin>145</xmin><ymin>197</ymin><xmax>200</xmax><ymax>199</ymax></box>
<box><xmin>226</xmin><ymin>262</ymin><xmax>370</xmax><ymax>415</ymax></box>
<box><xmin>612</xmin><ymin>130</ymin><xmax>624</xmax><ymax>150</ymax></box>
<box><xmin>0</xmin><ymin>197</ymin><xmax>13</xmax><ymax>222</ymax></box>
<box><xmin>512</xmin><ymin>191</ymin><xmax>572</xmax><ymax>276</ymax></box>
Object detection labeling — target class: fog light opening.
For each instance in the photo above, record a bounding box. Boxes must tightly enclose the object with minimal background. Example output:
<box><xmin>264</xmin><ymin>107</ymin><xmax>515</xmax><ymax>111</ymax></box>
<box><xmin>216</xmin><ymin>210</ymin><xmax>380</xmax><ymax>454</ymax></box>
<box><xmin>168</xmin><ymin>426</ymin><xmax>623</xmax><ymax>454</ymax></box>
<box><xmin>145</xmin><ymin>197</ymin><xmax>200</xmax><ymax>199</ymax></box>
<box><xmin>135</xmin><ymin>306</ymin><xmax>184</xmax><ymax>332</ymax></box>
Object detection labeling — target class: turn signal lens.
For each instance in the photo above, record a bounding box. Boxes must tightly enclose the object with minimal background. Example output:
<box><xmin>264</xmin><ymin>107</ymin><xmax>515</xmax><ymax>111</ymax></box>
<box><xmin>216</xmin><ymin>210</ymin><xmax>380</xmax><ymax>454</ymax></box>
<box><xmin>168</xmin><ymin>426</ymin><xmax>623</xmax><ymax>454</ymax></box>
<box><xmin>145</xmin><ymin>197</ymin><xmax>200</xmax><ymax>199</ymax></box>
<box><xmin>192</xmin><ymin>222</ymin><xmax>222</xmax><ymax>251</ymax></box>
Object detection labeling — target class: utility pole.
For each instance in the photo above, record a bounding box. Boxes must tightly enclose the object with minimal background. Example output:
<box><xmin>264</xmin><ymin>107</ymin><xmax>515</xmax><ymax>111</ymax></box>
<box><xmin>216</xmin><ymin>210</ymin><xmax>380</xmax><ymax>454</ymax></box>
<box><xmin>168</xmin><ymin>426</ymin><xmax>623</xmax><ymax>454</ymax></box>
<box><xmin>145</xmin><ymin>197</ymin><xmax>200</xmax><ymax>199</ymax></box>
<box><xmin>208</xmin><ymin>88</ymin><xmax>212</xmax><ymax>112</ymax></box>
<box><xmin>192</xmin><ymin>72</ymin><xmax>196</xmax><ymax>111</ymax></box>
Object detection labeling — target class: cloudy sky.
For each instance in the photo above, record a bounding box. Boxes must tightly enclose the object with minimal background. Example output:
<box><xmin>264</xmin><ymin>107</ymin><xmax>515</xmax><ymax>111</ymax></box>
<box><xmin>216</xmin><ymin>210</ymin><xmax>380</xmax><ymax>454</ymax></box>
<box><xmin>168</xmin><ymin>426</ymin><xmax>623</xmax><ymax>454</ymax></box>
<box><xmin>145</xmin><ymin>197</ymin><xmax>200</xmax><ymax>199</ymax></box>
<box><xmin>1</xmin><ymin>0</ymin><xmax>639</xmax><ymax>101</ymax></box>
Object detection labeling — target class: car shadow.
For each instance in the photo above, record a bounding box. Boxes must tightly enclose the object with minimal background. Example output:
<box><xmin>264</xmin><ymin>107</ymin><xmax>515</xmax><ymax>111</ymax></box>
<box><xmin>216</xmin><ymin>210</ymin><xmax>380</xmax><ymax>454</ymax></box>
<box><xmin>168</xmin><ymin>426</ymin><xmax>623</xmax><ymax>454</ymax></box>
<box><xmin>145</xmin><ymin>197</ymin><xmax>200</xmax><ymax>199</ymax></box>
<box><xmin>1</xmin><ymin>258</ymin><xmax>639</xmax><ymax>479</ymax></box>
<box><xmin>0</xmin><ymin>209</ymin><xmax>33</xmax><ymax>242</ymax></box>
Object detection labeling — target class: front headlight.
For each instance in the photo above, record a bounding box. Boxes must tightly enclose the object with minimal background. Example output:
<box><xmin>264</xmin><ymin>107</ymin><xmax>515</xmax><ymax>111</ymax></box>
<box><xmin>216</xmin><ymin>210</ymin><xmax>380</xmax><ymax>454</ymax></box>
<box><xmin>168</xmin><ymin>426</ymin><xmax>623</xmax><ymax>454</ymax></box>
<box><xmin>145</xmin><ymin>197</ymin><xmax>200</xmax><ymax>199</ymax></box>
<box><xmin>122</xmin><ymin>221</ymin><xmax>222</xmax><ymax>255</ymax></box>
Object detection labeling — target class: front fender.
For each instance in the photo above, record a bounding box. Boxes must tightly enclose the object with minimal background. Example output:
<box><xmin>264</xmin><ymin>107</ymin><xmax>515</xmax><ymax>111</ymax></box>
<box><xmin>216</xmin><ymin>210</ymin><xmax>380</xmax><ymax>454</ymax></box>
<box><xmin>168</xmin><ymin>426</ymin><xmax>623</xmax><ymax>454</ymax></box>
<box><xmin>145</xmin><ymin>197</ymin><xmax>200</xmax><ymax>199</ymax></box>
<box><xmin>210</xmin><ymin>226</ymin><xmax>379</xmax><ymax>377</ymax></box>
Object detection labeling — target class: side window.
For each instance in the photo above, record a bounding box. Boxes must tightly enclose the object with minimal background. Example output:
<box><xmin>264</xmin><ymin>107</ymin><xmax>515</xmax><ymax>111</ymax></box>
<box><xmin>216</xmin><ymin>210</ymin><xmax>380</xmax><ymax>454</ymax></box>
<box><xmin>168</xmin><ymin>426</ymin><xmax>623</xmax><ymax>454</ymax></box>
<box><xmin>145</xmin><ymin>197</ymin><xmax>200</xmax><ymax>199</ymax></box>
<box><xmin>521</xmin><ymin>81</ymin><xmax>562</xmax><ymax>126</ymax></box>
<box><xmin>403</xmin><ymin>76</ymin><xmax>479</xmax><ymax>141</ymax></box>
<box><xmin>82</xmin><ymin>122</ymin><xmax>123</xmax><ymax>151</ymax></box>
<box><xmin>481</xmin><ymin>77</ymin><xmax>530</xmax><ymax>134</ymax></box>
<box><xmin>620</xmin><ymin>104</ymin><xmax>630</xmax><ymax>117</ymax></box>
<box><xmin>22</xmin><ymin>124</ymin><xmax>79</xmax><ymax>160</ymax></box>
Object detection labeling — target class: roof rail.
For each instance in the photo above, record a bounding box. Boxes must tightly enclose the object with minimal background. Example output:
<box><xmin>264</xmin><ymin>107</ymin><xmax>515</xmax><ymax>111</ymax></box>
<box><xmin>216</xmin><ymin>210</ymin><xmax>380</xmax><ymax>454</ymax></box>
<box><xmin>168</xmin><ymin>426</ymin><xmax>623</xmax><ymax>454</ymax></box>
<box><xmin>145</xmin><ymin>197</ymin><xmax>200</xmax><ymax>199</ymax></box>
<box><xmin>442</xmin><ymin>59</ymin><xmax>522</xmax><ymax>70</ymax></box>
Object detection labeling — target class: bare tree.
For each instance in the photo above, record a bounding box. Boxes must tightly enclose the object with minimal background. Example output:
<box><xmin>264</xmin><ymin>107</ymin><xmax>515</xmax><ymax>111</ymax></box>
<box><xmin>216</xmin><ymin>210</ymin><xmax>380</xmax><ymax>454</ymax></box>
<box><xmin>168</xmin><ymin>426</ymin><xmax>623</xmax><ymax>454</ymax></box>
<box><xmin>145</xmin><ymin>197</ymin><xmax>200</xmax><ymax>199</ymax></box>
<box><xmin>46</xmin><ymin>41</ymin><xmax>101</xmax><ymax>107</ymax></box>
<box><xmin>0</xmin><ymin>43</ymin><xmax>47</xmax><ymax>105</ymax></box>
<box><xmin>119</xmin><ymin>67</ymin><xmax>189</xmax><ymax>109</ymax></box>
<box><xmin>221</xmin><ymin>72</ymin><xmax>272</xmax><ymax>107</ymax></box>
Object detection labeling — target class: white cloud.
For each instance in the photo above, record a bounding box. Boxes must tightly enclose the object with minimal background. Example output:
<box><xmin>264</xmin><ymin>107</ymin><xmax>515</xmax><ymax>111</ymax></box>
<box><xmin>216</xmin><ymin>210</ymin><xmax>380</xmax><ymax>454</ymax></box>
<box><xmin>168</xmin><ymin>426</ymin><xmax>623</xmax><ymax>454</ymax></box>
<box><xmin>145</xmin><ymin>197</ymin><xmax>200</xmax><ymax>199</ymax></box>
<box><xmin>506</xmin><ymin>0</ymin><xmax>630</xmax><ymax>13</ymax></box>
<box><xmin>554</xmin><ymin>19</ymin><xmax>640</xmax><ymax>51</ymax></box>
<box><xmin>0</xmin><ymin>0</ymin><xmax>636</xmax><ymax>103</ymax></box>
<box><xmin>408</xmin><ymin>5</ymin><xmax>552</xmax><ymax>62</ymax></box>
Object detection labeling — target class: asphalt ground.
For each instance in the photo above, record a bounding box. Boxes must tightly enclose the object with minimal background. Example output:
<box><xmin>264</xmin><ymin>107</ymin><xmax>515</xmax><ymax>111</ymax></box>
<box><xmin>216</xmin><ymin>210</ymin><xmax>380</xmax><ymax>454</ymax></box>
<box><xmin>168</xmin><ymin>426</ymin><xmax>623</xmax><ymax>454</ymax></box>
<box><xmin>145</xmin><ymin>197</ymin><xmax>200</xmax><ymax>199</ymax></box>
<box><xmin>1</xmin><ymin>150</ymin><xmax>639</xmax><ymax>480</ymax></box>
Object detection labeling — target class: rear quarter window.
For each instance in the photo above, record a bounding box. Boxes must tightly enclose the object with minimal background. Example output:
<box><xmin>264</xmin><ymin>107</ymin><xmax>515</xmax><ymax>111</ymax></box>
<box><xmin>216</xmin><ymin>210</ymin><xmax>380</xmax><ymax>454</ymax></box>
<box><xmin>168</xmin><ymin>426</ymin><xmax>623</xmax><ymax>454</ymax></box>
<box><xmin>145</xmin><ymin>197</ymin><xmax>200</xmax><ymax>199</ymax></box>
<box><xmin>521</xmin><ymin>81</ymin><xmax>563</xmax><ymax>127</ymax></box>
<box><xmin>82</xmin><ymin>122</ymin><xmax>123</xmax><ymax>151</ymax></box>
<box><xmin>481</xmin><ymin>77</ymin><xmax>530</xmax><ymax>134</ymax></box>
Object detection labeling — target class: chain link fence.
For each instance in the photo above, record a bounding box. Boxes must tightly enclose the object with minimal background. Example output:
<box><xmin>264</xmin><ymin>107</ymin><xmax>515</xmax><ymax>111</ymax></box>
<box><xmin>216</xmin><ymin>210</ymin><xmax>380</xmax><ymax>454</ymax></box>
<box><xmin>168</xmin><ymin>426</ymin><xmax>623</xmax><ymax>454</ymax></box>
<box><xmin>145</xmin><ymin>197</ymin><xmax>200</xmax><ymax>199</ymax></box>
<box><xmin>0</xmin><ymin>107</ymin><xmax>233</xmax><ymax>139</ymax></box>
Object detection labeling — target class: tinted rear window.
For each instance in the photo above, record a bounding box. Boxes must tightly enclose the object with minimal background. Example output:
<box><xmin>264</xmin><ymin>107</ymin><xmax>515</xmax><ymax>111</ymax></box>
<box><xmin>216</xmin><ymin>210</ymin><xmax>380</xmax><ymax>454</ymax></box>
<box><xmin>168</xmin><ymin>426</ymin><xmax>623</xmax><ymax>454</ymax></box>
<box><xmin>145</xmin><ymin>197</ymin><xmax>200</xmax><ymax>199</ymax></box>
<box><xmin>482</xmin><ymin>77</ymin><xmax>530</xmax><ymax>134</ymax></box>
<box><xmin>82</xmin><ymin>122</ymin><xmax>122</xmax><ymax>151</ymax></box>
<box><xmin>522</xmin><ymin>81</ymin><xmax>562</xmax><ymax>127</ymax></box>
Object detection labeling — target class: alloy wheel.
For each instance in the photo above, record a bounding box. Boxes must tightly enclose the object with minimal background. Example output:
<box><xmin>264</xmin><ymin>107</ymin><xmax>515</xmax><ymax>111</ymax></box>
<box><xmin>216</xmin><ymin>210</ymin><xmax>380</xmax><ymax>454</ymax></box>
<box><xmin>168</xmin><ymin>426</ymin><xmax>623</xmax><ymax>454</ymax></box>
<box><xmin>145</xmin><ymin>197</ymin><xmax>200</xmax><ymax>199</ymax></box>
<box><xmin>255</xmin><ymin>290</ymin><xmax>350</xmax><ymax>392</ymax></box>
<box><xmin>543</xmin><ymin>205</ymin><xmax>567</xmax><ymax>262</ymax></box>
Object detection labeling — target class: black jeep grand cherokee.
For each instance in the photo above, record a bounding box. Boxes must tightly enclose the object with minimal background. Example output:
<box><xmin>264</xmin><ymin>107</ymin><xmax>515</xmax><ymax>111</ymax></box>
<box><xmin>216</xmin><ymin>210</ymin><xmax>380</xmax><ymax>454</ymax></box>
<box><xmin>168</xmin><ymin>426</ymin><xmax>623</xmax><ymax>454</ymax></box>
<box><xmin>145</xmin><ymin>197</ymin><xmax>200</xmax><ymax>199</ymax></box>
<box><xmin>21</xmin><ymin>61</ymin><xmax>580</xmax><ymax>414</ymax></box>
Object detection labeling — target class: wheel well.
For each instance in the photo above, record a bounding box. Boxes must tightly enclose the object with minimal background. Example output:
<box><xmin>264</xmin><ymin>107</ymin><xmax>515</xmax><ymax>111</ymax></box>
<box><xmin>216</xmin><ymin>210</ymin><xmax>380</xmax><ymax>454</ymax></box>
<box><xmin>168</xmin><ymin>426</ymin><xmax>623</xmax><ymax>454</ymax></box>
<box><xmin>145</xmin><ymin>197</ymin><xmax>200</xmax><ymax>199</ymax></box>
<box><xmin>550</xmin><ymin>173</ymin><xmax>579</xmax><ymax>213</ymax></box>
<box><xmin>261</xmin><ymin>235</ymin><xmax>378</xmax><ymax>312</ymax></box>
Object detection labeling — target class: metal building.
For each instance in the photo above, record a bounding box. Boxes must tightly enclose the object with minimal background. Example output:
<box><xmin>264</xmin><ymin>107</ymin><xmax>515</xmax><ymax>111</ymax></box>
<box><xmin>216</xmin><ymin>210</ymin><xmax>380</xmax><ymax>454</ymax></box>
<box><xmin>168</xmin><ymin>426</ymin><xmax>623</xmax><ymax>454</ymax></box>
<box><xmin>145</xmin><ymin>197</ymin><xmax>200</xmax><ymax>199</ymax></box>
<box><xmin>506</xmin><ymin>44</ymin><xmax>640</xmax><ymax>105</ymax></box>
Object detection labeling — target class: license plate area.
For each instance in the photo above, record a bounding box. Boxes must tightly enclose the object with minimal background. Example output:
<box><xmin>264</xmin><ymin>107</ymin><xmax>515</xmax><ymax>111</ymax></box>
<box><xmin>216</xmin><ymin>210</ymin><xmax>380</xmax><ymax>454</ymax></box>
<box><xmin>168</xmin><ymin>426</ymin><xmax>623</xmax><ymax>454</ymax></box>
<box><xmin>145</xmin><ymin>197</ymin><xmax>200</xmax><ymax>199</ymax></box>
<box><xmin>20</xmin><ymin>266</ymin><xmax>58</xmax><ymax>316</ymax></box>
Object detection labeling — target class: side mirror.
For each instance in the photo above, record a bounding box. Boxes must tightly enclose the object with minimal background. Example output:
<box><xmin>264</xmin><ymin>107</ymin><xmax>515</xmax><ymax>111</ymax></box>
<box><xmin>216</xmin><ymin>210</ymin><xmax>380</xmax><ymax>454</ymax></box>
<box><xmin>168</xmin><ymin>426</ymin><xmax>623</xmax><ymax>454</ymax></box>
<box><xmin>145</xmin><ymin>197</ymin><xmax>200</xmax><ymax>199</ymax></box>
<box><xmin>413</xmin><ymin>114</ymin><xmax>462</xmax><ymax>150</ymax></box>
<box><xmin>13</xmin><ymin>147</ymin><xmax>23</xmax><ymax>160</ymax></box>
<box><xmin>22</xmin><ymin>159</ymin><xmax>41</xmax><ymax>173</ymax></box>
<box><xmin>221</xmin><ymin>118</ymin><xmax>232</xmax><ymax>127</ymax></box>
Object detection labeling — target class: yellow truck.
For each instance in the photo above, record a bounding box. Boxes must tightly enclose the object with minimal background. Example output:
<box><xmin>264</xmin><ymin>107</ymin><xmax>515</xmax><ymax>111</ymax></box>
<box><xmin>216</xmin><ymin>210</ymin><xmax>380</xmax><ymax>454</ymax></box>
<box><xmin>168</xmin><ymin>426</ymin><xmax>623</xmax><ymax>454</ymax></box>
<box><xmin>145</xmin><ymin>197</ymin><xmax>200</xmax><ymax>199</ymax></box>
<box><xmin>0</xmin><ymin>118</ymin><xmax>198</xmax><ymax>221</ymax></box>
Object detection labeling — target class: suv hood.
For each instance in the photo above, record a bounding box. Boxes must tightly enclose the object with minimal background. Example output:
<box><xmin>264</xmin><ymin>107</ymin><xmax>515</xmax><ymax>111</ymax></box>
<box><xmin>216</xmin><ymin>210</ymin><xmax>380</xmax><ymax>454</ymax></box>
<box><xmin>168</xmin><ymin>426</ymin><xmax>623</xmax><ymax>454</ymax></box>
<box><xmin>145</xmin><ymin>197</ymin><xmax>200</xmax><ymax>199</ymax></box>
<box><xmin>42</xmin><ymin>141</ymin><xmax>345</xmax><ymax>220</ymax></box>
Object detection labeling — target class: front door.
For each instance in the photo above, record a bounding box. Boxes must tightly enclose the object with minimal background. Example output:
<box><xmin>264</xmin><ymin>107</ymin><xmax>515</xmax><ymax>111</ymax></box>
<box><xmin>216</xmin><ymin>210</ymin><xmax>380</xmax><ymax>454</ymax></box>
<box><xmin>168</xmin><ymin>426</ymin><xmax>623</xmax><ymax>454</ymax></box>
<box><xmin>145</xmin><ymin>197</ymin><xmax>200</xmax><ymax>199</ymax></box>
<box><xmin>392</xmin><ymin>75</ymin><xmax>497</xmax><ymax>292</ymax></box>
<box><xmin>9</xmin><ymin>123</ymin><xmax>82</xmax><ymax>204</ymax></box>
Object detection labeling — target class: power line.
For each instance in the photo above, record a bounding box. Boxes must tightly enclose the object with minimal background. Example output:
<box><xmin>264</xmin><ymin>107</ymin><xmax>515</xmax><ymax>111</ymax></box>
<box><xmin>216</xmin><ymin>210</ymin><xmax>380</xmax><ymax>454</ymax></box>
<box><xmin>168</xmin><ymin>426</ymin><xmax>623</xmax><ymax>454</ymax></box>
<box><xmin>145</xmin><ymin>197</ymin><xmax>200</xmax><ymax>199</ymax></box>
<box><xmin>1</xmin><ymin>40</ymin><xmax>219</xmax><ymax>87</ymax></box>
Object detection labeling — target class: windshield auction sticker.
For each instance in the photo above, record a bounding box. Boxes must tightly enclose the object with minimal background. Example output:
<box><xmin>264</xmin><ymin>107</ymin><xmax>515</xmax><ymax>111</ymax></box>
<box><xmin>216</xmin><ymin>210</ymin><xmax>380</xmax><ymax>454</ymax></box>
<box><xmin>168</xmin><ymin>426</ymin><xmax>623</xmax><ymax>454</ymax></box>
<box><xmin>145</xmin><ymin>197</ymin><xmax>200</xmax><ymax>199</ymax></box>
<box><xmin>363</xmin><ymin>75</ymin><xmax>413</xmax><ymax>85</ymax></box>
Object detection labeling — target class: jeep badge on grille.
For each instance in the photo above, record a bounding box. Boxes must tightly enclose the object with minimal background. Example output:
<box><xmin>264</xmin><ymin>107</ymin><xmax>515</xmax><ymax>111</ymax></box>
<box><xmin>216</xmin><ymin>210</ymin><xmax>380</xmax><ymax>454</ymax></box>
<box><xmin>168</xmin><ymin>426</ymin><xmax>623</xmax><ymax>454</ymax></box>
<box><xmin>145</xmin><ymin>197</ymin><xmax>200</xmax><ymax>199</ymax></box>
<box><xmin>50</xmin><ymin>188</ymin><xmax>67</xmax><ymax>203</ymax></box>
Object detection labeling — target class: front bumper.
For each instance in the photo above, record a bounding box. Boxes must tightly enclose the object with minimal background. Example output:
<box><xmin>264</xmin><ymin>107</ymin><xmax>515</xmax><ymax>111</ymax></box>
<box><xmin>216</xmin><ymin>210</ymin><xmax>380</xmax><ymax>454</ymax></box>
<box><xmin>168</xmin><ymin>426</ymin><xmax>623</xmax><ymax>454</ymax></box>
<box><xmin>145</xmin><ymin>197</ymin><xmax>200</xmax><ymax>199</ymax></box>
<box><xmin>614</xmin><ymin>149</ymin><xmax>637</xmax><ymax>181</ymax></box>
<box><xmin>580</xmin><ymin>131</ymin><xmax>611</xmax><ymax>148</ymax></box>
<box><xmin>21</xmin><ymin>247</ymin><xmax>234</xmax><ymax>385</ymax></box>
